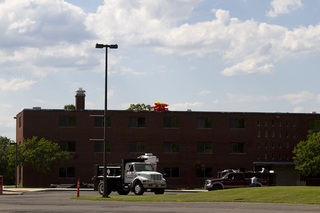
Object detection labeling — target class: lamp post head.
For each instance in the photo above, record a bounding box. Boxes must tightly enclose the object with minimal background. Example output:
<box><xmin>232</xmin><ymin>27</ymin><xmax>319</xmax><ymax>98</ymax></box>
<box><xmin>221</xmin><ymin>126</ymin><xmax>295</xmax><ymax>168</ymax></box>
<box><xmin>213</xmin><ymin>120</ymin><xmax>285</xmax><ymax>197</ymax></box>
<box><xmin>95</xmin><ymin>43</ymin><xmax>104</xmax><ymax>48</ymax></box>
<box><xmin>109</xmin><ymin>44</ymin><xmax>118</xmax><ymax>49</ymax></box>
<box><xmin>96</xmin><ymin>43</ymin><xmax>118</xmax><ymax>49</ymax></box>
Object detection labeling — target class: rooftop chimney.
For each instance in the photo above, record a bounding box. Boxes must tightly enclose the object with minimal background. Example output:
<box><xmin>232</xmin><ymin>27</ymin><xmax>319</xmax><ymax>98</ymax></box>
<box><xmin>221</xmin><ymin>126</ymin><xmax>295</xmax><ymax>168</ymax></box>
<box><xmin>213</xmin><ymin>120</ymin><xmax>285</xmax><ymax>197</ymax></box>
<box><xmin>75</xmin><ymin>88</ymin><xmax>86</xmax><ymax>110</ymax></box>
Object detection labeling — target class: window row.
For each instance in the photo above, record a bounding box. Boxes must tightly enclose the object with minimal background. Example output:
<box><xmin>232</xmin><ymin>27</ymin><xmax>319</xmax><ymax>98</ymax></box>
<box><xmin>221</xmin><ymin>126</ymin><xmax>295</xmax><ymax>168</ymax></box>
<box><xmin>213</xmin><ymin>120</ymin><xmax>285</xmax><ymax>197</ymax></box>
<box><xmin>257</xmin><ymin>153</ymin><xmax>291</xmax><ymax>161</ymax></box>
<box><xmin>257</xmin><ymin>141</ymin><xmax>295</xmax><ymax>149</ymax></box>
<box><xmin>59</xmin><ymin>141</ymin><xmax>246</xmax><ymax>154</ymax></box>
<box><xmin>257</xmin><ymin>131</ymin><xmax>296</xmax><ymax>138</ymax></box>
<box><xmin>257</xmin><ymin>120</ymin><xmax>296</xmax><ymax>128</ymax></box>
<box><xmin>59</xmin><ymin>115</ymin><xmax>247</xmax><ymax>129</ymax></box>
<box><xmin>58</xmin><ymin>167</ymin><xmax>213</xmax><ymax>179</ymax></box>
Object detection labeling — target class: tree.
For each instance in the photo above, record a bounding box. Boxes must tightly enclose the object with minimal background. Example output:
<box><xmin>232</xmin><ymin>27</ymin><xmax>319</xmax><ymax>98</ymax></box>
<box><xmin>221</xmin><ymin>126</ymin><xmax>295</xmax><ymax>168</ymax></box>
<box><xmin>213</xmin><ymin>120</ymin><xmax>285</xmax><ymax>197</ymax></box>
<box><xmin>0</xmin><ymin>136</ymin><xmax>15</xmax><ymax>184</ymax></box>
<box><xmin>293</xmin><ymin>131</ymin><xmax>320</xmax><ymax>177</ymax></box>
<box><xmin>8</xmin><ymin>136</ymin><xmax>71</xmax><ymax>186</ymax></box>
<box><xmin>127</xmin><ymin>103</ymin><xmax>151</xmax><ymax>111</ymax></box>
<box><xmin>64</xmin><ymin>104</ymin><xmax>75</xmax><ymax>110</ymax></box>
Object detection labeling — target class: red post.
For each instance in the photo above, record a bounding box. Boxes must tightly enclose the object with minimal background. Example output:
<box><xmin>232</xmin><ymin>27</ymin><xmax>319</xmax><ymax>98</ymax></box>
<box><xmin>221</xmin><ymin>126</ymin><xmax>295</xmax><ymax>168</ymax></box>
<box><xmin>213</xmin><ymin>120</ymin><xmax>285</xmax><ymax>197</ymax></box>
<box><xmin>76</xmin><ymin>178</ymin><xmax>80</xmax><ymax>197</ymax></box>
<box><xmin>0</xmin><ymin>175</ymin><xmax>3</xmax><ymax>195</ymax></box>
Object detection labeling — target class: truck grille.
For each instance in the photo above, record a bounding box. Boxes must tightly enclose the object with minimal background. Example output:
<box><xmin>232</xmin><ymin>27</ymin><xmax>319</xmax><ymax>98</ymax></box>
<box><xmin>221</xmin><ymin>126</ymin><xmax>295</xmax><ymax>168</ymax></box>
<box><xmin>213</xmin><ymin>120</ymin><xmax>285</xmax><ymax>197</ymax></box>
<box><xmin>151</xmin><ymin>174</ymin><xmax>162</xmax><ymax>181</ymax></box>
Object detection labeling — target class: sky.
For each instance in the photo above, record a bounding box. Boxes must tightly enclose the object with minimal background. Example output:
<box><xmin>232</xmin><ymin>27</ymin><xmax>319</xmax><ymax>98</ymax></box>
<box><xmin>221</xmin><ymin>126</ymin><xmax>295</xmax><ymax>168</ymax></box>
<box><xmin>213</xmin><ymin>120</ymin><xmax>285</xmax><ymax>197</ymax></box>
<box><xmin>1</xmin><ymin>0</ymin><xmax>320</xmax><ymax>141</ymax></box>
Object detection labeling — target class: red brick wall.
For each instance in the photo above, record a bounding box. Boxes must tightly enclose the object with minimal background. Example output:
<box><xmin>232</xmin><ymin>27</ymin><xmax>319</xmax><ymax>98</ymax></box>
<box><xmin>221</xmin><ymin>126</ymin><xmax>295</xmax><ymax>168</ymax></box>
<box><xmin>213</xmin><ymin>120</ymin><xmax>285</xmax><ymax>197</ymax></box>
<box><xmin>16</xmin><ymin>109</ymin><xmax>318</xmax><ymax>187</ymax></box>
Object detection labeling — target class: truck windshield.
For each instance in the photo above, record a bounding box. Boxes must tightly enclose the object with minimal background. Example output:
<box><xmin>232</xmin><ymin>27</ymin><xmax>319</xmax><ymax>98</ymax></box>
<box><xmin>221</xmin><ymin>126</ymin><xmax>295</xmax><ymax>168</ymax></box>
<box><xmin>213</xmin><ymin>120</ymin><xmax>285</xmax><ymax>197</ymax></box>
<box><xmin>135</xmin><ymin>164</ymin><xmax>154</xmax><ymax>172</ymax></box>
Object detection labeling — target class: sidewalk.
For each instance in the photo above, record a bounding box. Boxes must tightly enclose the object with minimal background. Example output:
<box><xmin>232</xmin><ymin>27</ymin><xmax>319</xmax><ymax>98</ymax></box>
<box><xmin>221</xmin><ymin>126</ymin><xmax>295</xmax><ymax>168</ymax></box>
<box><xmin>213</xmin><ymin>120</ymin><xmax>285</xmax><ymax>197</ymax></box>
<box><xmin>1</xmin><ymin>187</ymin><xmax>93</xmax><ymax>195</ymax></box>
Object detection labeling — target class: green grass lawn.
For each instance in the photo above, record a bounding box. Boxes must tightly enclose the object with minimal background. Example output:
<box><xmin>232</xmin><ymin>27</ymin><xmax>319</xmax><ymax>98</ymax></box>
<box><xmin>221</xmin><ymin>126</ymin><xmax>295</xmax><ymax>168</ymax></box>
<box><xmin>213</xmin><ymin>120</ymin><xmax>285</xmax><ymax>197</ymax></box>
<box><xmin>74</xmin><ymin>186</ymin><xmax>320</xmax><ymax>204</ymax></box>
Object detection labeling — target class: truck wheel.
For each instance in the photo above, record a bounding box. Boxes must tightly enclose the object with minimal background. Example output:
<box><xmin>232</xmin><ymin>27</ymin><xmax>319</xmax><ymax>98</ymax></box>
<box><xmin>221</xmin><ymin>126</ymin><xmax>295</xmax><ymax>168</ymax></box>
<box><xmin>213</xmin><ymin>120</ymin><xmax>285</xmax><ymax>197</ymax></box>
<box><xmin>154</xmin><ymin>189</ymin><xmax>165</xmax><ymax>195</ymax></box>
<box><xmin>117</xmin><ymin>188</ymin><xmax>130</xmax><ymax>195</ymax></box>
<box><xmin>133</xmin><ymin>182</ymin><xmax>144</xmax><ymax>195</ymax></box>
<box><xmin>98</xmin><ymin>182</ymin><xmax>112</xmax><ymax>195</ymax></box>
<box><xmin>213</xmin><ymin>184</ymin><xmax>223</xmax><ymax>190</ymax></box>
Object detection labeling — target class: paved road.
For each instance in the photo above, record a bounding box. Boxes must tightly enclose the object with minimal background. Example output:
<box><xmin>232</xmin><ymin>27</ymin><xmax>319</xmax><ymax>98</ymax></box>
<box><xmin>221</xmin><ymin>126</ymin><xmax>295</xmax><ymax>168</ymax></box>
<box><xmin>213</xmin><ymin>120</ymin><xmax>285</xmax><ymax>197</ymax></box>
<box><xmin>1</xmin><ymin>189</ymin><xmax>320</xmax><ymax>213</ymax></box>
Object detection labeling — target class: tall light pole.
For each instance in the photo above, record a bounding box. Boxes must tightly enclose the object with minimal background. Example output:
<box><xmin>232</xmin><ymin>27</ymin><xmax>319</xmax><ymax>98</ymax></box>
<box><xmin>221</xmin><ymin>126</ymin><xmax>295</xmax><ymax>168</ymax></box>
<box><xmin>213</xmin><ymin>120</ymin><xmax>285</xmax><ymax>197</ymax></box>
<box><xmin>95</xmin><ymin>43</ymin><xmax>118</xmax><ymax>198</ymax></box>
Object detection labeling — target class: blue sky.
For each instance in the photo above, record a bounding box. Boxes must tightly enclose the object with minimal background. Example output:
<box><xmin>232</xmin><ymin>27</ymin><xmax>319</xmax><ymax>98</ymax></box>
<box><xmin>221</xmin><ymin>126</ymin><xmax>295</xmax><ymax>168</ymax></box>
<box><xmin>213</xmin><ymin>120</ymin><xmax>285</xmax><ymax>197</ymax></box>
<box><xmin>1</xmin><ymin>0</ymin><xmax>320</xmax><ymax>140</ymax></box>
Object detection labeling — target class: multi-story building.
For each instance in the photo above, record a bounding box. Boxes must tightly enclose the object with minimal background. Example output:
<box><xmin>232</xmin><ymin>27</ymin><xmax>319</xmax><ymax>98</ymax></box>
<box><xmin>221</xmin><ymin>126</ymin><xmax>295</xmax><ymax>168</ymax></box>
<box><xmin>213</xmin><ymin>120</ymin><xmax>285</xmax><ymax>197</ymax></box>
<box><xmin>15</xmin><ymin>88</ymin><xmax>320</xmax><ymax>187</ymax></box>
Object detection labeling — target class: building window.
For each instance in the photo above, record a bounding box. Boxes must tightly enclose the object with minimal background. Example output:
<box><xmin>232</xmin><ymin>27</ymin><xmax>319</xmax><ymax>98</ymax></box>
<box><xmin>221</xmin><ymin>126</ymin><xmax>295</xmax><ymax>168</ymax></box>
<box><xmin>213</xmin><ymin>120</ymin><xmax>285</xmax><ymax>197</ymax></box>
<box><xmin>197</xmin><ymin>143</ymin><xmax>213</xmax><ymax>153</ymax></box>
<box><xmin>59</xmin><ymin>115</ymin><xmax>76</xmax><ymax>127</ymax></box>
<box><xmin>164</xmin><ymin>168</ymin><xmax>179</xmax><ymax>178</ymax></box>
<box><xmin>163</xmin><ymin>142</ymin><xmax>179</xmax><ymax>153</ymax></box>
<box><xmin>197</xmin><ymin>118</ymin><xmax>213</xmax><ymax>129</ymax></box>
<box><xmin>230</xmin><ymin>143</ymin><xmax>245</xmax><ymax>154</ymax></box>
<box><xmin>230</xmin><ymin>118</ymin><xmax>246</xmax><ymax>129</ymax></box>
<box><xmin>59</xmin><ymin>141</ymin><xmax>76</xmax><ymax>152</ymax></box>
<box><xmin>94</xmin><ymin>141</ymin><xmax>110</xmax><ymax>152</ymax></box>
<box><xmin>59</xmin><ymin>167</ymin><xmax>75</xmax><ymax>178</ymax></box>
<box><xmin>129</xmin><ymin>117</ymin><xmax>146</xmax><ymax>128</ymax></box>
<box><xmin>308</xmin><ymin>120</ymin><xmax>320</xmax><ymax>130</ymax></box>
<box><xmin>19</xmin><ymin>117</ymin><xmax>22</xmax><ymax>128</ymax></box>
<box><xmin>164</xmin><ymin>117</ymin><xmax>179</xmax><ymax>128</ymax></box>
<box><xmin>94</xmin><ymin>116</ymin><xmax>111</xmax><ymax>127</ymax></box>
<box><xmin>129</xmin><ymin>142</ymin><xmax>145</xmax><ymax>153</ymax></box>
<box><xmin>196</xmin><ymin>167</ymin><xmax>213</xmax><ymax>178</ymax></box>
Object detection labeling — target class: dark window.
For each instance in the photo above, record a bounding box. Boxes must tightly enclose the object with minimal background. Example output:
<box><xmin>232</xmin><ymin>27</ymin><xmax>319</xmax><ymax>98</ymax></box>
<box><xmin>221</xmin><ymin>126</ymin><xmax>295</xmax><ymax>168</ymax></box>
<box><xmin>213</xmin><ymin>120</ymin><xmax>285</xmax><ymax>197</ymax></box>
<box><xmin>197</xmin><ymin>118</ymin><xmax>213</xmax><ymax>129</ymax></box>
<box><xmin>19</xmin><ymin>117</ymin><xmax>22</xmax><ymax>128</ymax></box>
<box><xmin>308</xmin><ymin>120</ymin><xmax>320</xmax><ymax>131</ymax></box>
<box><xmin>164</xmin><ymin>117</ymin><xmax>179</xmax><ymax>128</ymax></box>
<box><xmin>94</xmin><ymin>141</ymin><xmax>110</xmax><ymax>152</ymax></box>
<box><xmin>59</xmin><ymin>167</ymin><xmax>75</xmax><ymax>178</ymax></box>
<box><xmin>196</xmin><ymin>167</ymin><xmax>213</xmax><ymax>178</ymax></box>
<box><xmin>129</xmin><ymin>117</ymin><xmax>146</xmax><ymax>128</ymax></box>
<box><xmin>230</xmin><ymin>118</ymin><xmax>246</xmax><ymax>129</ymax></box>
<box><xmin>164</xmin><ymin>168</ymin><xmax>179</xmax><ymax>178</ymax></box>
<box><xmin>59</xmin><ymin>141</ymin><xmax>76</xmax><ymax>152</ymax></box>
<box><xmin>94</xmin><ymin>116</ymin><xmax>111</xmax><ymax>127</ymax></box>
<box><xmin>197</xmin><ymin>143</ymin><xmax>213</xmax><ymax>153</ymax></box>
<box><xmin>129</xmin><ymin>142</ymin><xmax>146</xmax><ymax>153</ymax></box>
<box><xmin>59</xmin><ymin>115</ymin><xmax>76</xmax><ymax>127</ymax></box>
<box><xmin>163</xmin><ymin>142</ymin><xmax>179</xmax><ymax>153</ymax></box>
<box><xmin>230</xmin><ymin>143</ymin><xmax>246</xmax><ymax>154</ymax></box>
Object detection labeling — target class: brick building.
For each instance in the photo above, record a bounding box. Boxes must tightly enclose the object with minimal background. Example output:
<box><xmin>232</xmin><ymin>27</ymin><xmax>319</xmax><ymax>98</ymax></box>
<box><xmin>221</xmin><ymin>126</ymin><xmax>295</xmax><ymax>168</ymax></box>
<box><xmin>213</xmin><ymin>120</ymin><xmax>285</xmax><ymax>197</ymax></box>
<box><xmin>15</xmin><ymin>89</ymin><xmax>320</xmax><ymax>187</ymax></box>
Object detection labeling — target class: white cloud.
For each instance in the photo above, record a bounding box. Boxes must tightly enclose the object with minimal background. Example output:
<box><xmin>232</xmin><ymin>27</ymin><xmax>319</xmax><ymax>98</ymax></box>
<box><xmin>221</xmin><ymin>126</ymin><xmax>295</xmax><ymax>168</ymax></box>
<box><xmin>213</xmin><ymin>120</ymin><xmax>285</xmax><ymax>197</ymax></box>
<box><xmin>221</xmin><ymin>60</ymin><xmax>274</xmax><ymax>76</ymax></box>
<box><xmin>0</xmin><ymin>0</ymin><xmax>98</xmax><ymax>77</ymax></box>
<box><xmin>0</xmin><ymin>78</ymin><xmax>36</xmax><ymax>91</ymax></box>
<box><xmin>278</xmin><ymin>90</ymin><xmax>314</xmax><ymax>104</ymax></box>
<box><xmin>293</xmin><ymin>106</ymin><xmax>303</xmax><ymax>113</ymax></box>
<box><xmin>1</xmin><ymin>0</ymin><xmax>320</xmax><ymax>80</ymax></box>
<box><xmin>198</xmin><ymin>90</ymin><xmax>211</xmax><ymax>96</ymax></box>
<box><xmin>267</xmin><ymin>0</ymin><xmax>303</xmax><ymax>18</ymax></box>
<box><xmin>317</xmin><ymin>94</ymin><xmax>320</xmax><ymax>103</ymax></box>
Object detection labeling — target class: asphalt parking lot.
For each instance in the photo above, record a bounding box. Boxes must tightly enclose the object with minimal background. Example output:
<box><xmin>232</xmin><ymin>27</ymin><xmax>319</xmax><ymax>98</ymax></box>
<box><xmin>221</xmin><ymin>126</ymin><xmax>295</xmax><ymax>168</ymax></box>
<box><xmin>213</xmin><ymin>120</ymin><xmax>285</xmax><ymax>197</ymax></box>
<box><xmin>1</xmin><ymin>188</ymin><xmax>320</xmax><ymax>213</ymax></box>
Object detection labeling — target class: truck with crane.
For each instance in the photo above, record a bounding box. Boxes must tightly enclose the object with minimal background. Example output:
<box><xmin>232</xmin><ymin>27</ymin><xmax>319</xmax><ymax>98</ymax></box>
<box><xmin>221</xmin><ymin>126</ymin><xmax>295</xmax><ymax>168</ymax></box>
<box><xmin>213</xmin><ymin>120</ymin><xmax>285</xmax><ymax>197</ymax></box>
<box><xmin>93</xmin><ymin>153</ymin><xmax>166</xmax><ymax>195</ymax></box>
